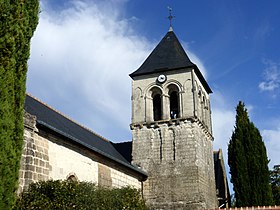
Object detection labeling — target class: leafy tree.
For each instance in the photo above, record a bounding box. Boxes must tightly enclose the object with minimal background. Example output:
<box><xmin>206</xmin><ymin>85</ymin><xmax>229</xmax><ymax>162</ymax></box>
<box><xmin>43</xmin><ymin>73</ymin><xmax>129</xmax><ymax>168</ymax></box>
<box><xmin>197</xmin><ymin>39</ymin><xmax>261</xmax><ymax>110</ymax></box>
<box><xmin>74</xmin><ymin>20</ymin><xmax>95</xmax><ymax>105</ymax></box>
<box><xmin>0</xmin><ymin>1</ymin><xmax>39</xmax><ymax>209</ymax></box>
<box><xmin>270</xmin><ymin>165</ymin><xmax>280</xmax><ymax>205</ymax></box>
<box><xmin>228</xmin><ymin>101</ymin><xmax>273</xmax><ymax>207</ymax></box>
<box><xmin>14</xmin><ymin>180</ymin><xmax>147</xmax><ymax>210</ymax></box>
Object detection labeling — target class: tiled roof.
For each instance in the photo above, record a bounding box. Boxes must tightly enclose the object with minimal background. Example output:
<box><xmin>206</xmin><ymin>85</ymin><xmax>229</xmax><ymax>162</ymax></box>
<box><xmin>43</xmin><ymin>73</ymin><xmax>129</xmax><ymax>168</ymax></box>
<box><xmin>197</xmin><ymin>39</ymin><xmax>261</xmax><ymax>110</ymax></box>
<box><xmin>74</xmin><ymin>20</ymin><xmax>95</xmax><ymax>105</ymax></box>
<box><xmin>24</xmin><ymin>94</ymin><xmax>147</xmax><ymax>178</ymax></box>
<box><xmin>130</xmin><ymin>30</ymin><xmax>212</xmax><ymax>93</ymax></box>
<box><xmin>112</xmin><ymin>141</ymin><xmax>132</xmax><ymax>163</ymax></box>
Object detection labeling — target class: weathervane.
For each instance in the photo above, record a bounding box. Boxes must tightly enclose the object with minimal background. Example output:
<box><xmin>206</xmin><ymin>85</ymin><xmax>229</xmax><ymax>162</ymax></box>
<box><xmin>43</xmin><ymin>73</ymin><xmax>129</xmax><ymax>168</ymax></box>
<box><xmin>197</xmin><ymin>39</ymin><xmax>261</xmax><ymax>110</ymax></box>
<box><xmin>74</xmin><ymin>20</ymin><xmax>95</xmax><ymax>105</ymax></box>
<box><xmin>167</xmin><ymin>6</ymin><xmax>175</xmax><ymax>31</ymax></box>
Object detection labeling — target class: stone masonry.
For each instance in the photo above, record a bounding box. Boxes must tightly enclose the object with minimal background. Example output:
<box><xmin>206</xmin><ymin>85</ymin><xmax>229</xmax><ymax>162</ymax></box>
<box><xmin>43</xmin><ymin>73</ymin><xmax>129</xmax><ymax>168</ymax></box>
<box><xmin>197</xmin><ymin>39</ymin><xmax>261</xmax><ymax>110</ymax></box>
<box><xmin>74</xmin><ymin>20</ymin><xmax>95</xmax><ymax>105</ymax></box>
<box><xmin>19</xmin><ymin>110</ymin><xmax>142</xmax><ymax>193</ymax></box>
<box><xmin>131</xmin><ymin>68</ymin><xmax>217</xmax><ymax>209</ymax></box>
<box><xmin>18</xmin><ymin>112</ymin><xmax>49</xmax><ymax>193</ymax></box>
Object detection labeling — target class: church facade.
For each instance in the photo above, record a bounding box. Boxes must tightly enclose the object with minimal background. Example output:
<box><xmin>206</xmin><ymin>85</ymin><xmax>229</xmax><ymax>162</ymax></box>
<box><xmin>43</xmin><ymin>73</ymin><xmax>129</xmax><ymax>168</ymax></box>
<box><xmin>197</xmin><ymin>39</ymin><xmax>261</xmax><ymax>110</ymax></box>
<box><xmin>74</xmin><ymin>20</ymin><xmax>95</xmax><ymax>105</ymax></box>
<box><xmin>19</xmin><ymin>28</ymin><xmax>230</xmax><ymax>209</ymax></box>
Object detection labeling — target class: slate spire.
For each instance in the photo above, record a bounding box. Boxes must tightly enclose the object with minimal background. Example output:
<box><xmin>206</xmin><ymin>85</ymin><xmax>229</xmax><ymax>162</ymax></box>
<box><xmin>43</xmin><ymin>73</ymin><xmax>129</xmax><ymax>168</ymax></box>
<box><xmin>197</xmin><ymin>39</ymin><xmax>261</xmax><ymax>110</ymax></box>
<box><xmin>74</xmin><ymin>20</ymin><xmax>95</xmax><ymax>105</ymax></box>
<box><xmin>129</xmin><ymin>30</ymin><xmax>212</xmax><ymax>93</ymax></box>
<box><xmin>130</xmin><ymin>31</ymin><xmax>195</xmax><ymax>77</ymax></box>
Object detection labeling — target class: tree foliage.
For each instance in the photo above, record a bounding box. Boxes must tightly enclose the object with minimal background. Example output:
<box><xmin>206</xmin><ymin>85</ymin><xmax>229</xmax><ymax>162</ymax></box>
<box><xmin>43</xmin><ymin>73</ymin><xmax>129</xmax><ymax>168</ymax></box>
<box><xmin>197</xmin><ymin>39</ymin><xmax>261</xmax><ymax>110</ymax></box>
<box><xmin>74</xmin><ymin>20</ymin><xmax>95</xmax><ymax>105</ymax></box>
<box><xmin>14</xmin><ymin>180</ymin><xmax>147</xmax><ymax>210</ymax></box>
<box><xmin>0</xmin><ymin>1</ymin><xmax>39</xmax><ymax>209</ymax></box>
<box><xmin>270</xmin><ymin>165</ymin><xmax>280</xmax><ymax>205</ymax></box>
<box><xmin>228</xmin><ymin>101</ymin><xmax>273</xmax><ymax>207</ymax></box>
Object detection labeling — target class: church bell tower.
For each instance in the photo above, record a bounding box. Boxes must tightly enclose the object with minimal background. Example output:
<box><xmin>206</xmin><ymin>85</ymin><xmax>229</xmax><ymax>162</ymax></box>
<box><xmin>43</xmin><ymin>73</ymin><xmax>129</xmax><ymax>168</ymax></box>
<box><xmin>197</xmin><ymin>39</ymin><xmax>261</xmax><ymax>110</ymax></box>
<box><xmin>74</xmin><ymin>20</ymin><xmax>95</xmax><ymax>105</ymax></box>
<box><xmin>130</xmin><ymin>27</ymin><xmax>217</xmax><ymax>209</ymax></box>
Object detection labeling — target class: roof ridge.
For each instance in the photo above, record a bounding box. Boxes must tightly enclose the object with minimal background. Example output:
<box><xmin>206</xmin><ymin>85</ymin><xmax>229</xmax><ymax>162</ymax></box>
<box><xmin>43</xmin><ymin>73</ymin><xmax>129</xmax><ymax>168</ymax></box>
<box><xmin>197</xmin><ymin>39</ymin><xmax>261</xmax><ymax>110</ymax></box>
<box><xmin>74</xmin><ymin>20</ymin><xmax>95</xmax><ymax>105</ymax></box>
<box><xmin>26</xmin><ymin>93</ymin><xmax>110</xmax><ymax>143</ymax></box>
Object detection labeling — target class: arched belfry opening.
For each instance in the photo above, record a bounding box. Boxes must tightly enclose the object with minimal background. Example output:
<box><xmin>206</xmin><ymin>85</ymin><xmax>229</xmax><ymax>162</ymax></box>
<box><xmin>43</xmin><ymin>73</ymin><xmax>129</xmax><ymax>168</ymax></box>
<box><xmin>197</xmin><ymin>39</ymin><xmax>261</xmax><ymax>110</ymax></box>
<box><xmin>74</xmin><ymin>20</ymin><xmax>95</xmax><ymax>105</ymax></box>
<box><xmin>168</xmin><ymin>84</ymin><xmax>180</xmax><ymax>119</ymax></box>
<box><xmin>153</xmin><ymin>94</ymin><xmax>162</xmax><ymax>121</ymax></box>
<box><xmin>202</xmin><ymin>95</ymin><xmax>206</xmax><ymax>122</ymax></box>
<box><xmin>170</xmin><ymin>91</ymin><xmax>179</xmax><ymax>119</ymax></box>
<box><xmin>150</xmin><ymin>87</ymin><xmax>162</xmax><ymax>121</ymax></box>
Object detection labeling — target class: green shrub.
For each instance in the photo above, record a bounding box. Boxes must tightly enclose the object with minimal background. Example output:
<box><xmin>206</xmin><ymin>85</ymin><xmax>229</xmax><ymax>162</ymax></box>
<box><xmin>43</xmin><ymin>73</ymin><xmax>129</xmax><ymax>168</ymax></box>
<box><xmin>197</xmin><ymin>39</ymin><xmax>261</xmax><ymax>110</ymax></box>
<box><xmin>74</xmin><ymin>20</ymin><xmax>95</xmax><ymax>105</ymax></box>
<box><xmin>14</xmin><ymin>180</ymin><xmax>147</xmax><ymax>210</ymax></box>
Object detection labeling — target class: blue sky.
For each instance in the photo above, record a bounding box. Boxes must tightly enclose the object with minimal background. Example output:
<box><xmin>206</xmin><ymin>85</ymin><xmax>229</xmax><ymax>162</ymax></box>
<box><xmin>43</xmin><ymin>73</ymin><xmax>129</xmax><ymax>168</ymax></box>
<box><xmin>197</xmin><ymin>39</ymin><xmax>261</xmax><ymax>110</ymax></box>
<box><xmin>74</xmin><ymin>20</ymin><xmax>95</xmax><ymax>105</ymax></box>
<box><xmin>27</xmin><ymin>0</ymin><xmax>280</xmax><ymax>193</ymax></box>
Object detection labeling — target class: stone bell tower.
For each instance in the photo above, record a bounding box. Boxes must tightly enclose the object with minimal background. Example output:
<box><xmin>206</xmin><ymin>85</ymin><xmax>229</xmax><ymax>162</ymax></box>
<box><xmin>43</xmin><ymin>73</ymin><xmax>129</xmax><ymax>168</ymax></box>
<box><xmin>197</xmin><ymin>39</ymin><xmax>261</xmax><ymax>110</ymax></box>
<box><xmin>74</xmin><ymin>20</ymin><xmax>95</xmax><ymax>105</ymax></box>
<box><xmin>129</xmin><ymin>28</ymin><xmax>217</xmax><ymax>210</ymax></box>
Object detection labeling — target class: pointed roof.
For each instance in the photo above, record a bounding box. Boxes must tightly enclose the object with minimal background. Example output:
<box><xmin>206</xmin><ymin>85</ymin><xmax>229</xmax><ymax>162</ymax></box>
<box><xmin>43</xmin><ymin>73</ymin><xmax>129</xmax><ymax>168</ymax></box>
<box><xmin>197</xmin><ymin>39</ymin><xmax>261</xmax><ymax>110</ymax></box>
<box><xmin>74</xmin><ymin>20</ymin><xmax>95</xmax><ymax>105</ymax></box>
<box><xmin>130</xmin><ymin>30</ymin><xmax>212</xmax><ymax>93</ymax></box>
<box><xmin>130</xmin><ymin>30</ymin><xmax>194</xmax><ymax>77</ymax></box>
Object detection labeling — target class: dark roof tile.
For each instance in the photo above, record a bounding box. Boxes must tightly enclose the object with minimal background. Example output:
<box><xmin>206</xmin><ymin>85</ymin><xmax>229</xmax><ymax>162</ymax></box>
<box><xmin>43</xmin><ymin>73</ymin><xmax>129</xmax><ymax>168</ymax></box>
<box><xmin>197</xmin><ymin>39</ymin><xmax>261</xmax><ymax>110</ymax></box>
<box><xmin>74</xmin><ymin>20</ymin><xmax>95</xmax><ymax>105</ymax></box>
<box><xmin>112</xmin><ymin>141</ymin><xmax>132</xmax><ymax>163</ymax></box>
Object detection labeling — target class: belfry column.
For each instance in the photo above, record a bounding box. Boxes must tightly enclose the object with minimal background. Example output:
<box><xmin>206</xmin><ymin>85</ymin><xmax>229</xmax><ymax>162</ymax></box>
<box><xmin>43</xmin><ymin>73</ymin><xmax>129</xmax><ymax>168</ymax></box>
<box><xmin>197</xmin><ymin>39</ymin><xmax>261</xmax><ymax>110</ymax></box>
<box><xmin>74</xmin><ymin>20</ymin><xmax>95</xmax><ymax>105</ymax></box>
<box><xmin>145</xmin><ymin>96</ymin><xmax>153</xmax><ymax>122</ymax></box>
<box><xmin>162</xmin><ymin>94</ymin><xmax>170</xmax><ymax>120</ymax></box>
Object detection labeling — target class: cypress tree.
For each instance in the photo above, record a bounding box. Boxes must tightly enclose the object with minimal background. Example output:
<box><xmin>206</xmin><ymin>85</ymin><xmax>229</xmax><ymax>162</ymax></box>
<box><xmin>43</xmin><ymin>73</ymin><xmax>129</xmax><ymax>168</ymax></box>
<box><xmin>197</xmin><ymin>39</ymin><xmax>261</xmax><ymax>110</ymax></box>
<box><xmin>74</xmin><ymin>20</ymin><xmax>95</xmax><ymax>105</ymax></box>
<box><xmin>0</xmin><ymin>1</ymin><xmax>39</xmax><ymax>209</ymax></box>
<box><xmin>270</xmin><ymin>165</ymin><xmax>280</xmax><ymax>205</ymax></box>
<box><xmin>228</xmin><ymin>101</ymin><xmax>273</xmax><ymax>207</ymax></box>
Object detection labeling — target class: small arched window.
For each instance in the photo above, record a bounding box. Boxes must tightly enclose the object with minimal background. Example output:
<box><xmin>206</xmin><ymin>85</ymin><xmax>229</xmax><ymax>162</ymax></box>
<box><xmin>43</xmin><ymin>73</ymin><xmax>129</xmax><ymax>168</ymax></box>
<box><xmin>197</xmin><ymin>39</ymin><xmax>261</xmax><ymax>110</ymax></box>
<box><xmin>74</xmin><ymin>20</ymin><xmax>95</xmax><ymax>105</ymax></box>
<box><xmin>170</xmin><ymin>91</ymin><xmax>179</xmax><ymax>119</ymax></box>
<box><xmin>67</xmin><ymin>174</ymin><xmax>78</xmax><ymax>182</ymax></box>
<box><xmin>153</xmin><ymin>94</ymin><xmax>162</xmax><ymax>121</ymax></box>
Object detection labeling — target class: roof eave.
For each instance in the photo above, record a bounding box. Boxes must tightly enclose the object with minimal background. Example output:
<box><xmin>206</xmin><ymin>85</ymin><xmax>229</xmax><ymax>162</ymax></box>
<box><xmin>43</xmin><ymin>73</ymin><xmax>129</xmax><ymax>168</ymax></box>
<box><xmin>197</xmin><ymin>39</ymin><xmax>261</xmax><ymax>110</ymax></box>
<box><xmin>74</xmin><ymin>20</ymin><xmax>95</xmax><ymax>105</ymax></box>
<box><xmin>129</xmin><ymin>65</ymin><xmax>196</xmax><ymax>79</ymax></box>
<box><xmin>130</xmin><ymin>65</ymin><xmax>213</xmax><ymax>94</ymax></box>
<box><xmin>193</xmin><ymin>65</ymin><xmax>213</xmax><ymax>94</ymax></box>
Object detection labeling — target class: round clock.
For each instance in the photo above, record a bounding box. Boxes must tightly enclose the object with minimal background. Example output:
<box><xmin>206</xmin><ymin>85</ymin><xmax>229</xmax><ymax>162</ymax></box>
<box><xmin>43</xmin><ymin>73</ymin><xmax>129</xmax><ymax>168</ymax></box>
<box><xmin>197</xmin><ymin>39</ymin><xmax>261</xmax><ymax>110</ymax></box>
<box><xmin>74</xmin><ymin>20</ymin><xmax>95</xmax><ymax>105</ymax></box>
<box><xmin>157</xmin><ymin>74</ymin><xmax>166</xmax><ymax>83</ymax></box>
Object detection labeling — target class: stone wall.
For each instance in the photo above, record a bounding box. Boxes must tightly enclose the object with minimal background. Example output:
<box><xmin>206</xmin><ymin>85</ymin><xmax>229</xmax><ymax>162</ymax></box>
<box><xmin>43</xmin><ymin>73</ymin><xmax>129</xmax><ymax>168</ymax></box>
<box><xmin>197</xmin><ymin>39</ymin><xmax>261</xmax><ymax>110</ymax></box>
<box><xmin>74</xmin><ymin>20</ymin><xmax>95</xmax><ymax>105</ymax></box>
<box><xmin>46</xmin><ymin>131</ymin><xmax>142</xmax><ymax>189</ymax></box>
<box><xmin>19</xmin><ymin>112</ymin><xmax>142</xmax><ymax>193</ymax></box>
<box><xmin>132</xmin><ymin>118</ymin><xmax>217</xmax><ymax>209</ymax></box>
<box><xmin>18</xmin><ymin>112</ymin><xmax>49</xmax><ymax>193</ymax></box>
<box><xmin>47</xmin><ymin>133</ymin><xmax>99</xmax><ymax>183</ymax></box>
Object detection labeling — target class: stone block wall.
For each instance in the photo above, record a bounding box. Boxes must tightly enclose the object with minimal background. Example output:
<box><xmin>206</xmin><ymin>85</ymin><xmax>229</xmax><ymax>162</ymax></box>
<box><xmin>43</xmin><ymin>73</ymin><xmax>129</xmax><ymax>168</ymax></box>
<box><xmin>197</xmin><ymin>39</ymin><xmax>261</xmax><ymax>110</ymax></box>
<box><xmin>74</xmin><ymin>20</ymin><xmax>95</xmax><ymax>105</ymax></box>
<box><xmin>132</xmin><ymin>118</ymin><xmax>217</xmax><ymax>209</ymax></box>
<box><xmin>110</xmin><ymin>167</ymin><xmax>141</xmax><ymax>188</ymax></box>
<box><xmin>47</xmin><ymin>134</ymin><xmax>99</xmax><ymax>183</ymax></box>
<box><xmin>18</xmin><ymin>112</ymin><xmax>49</xmax><ymax>193</ymax></box>
<box><xmin>19</xmin><ymin>112</ymin><xmax>142</xmax><ymax>193</ymax></box>
<box><xmin>46</xmin><ymin>132</ymin><xmax>141</xmax><ymax>189</ymax></box>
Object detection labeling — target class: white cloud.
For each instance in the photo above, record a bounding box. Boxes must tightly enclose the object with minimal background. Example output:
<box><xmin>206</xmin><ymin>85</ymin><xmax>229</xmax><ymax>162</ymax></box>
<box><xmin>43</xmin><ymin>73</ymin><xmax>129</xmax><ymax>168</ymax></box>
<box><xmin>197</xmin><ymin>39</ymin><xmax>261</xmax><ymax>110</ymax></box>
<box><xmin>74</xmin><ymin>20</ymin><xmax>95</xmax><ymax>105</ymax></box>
<box><xmin>211</xmin><ymin>91</ymin><xmax>236</xmax><ymax>194</ymax></box>
<box><xmin>211</xmin><ymin>91</ymin><xmax>235</xmax><ymax>162</ymax></box>
<box><xmin>259</xmin><ymin>59</ymin><xmax>280</xmax><ymax>92</ymax></box>
<box><xmin>259</xmin><ymin>81</ymin><xmax>278</xmax><ymax>91</ymax></box>
<box><xmin>188</xmin><ymin>51</ymin><xmax>208</xmax><ymax>79</ymax></box>
<box><xmin>261</xmin><ymin>127</ymin><xmax>280</xmax><ymax>169</ymax></box>
<box><xmin>182</xmin><ymin>42</ymin><xmax>207</xmax><ymax>78</ymax></box>
<box><xmin>28</xmin><ymin>0</ymin><xmax>212</xmax><ymax>142</ymax></box>
<box><xmin>212</xmin><ymin>108</ymin><xmax>235</xmax><ymax>164</ymax></box>
<box><xmin>28</xmin><ymin>0</ymin><xmax>152</xmax><ymax>141</ymax></box>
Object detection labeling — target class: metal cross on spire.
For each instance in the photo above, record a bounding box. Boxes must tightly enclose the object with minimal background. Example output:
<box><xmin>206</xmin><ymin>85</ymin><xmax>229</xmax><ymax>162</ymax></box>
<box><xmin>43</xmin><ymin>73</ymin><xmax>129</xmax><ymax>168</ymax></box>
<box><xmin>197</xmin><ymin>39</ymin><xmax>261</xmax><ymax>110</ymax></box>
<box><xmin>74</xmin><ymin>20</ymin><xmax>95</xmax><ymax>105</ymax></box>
<box><xmin>167</xmin><ymin>6</ymin><xmax>175</xmax><ymax>31</ymax></box>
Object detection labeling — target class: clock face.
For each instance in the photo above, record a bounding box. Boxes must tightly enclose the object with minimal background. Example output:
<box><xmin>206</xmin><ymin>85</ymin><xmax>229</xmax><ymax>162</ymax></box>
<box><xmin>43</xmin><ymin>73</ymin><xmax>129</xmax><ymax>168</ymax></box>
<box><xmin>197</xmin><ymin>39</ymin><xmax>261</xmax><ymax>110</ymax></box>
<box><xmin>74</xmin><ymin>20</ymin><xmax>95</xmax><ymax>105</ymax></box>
<box><xmin>158</xmin><ymin>74</ymin><xmax>166</xmax><ymax>83</ymax></box>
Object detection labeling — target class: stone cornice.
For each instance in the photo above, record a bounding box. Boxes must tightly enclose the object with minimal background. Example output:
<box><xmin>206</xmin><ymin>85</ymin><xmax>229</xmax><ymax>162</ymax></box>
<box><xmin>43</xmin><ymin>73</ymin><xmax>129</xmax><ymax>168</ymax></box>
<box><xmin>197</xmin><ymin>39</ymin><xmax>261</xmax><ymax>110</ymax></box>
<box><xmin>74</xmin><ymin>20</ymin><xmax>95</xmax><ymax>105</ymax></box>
<box><xmin>130</xmin><ymin>117</ymin><xmax>214</xmax><ymax>141</ymax></box>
